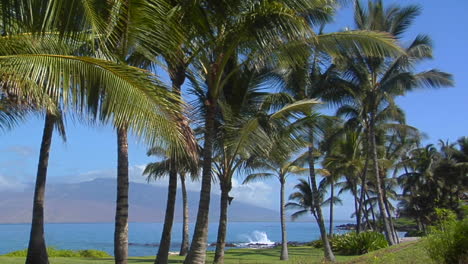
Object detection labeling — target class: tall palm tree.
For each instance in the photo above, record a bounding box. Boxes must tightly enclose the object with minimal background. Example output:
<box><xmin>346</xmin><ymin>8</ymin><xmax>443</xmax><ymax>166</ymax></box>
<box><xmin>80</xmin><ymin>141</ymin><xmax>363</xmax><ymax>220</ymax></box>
<box><xmin>79</xmin><ymin>2</ymin><xmax>191</xmax><ymax>263</ymax></box>
<box><xmin>183</xmin><ymin>2</ymin><xmax>314</xmax><ymax>262</ymax></box>
<box><xmin>182</xmin><ymin>1</ymin><xmax>402</xmax><ymax>262</ymax></box>
<box><xmin>323</xmin><ymin>0</ymin><xmax>454</xmax><ymax>245</ymax></box>
<box><xmin>0</xmin><ymin>2</ymin><xmax>187</xmax><ymax>263</ymax></box>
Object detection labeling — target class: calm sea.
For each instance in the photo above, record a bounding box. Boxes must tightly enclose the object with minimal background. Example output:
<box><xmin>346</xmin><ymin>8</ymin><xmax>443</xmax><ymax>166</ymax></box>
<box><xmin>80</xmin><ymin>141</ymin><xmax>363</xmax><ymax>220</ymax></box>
<box><xmin>0</xmin><ymin>221</ymin><xmax>351</xmax><ymax>256</ymax></box>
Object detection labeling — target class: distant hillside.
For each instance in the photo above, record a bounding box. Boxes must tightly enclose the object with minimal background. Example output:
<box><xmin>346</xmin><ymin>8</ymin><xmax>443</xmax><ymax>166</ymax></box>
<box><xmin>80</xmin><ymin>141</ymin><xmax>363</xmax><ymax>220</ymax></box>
<box><xmin>0</xmin><ymin>178</ymin><xmax>279</xmax><ymax>223</ymax></box>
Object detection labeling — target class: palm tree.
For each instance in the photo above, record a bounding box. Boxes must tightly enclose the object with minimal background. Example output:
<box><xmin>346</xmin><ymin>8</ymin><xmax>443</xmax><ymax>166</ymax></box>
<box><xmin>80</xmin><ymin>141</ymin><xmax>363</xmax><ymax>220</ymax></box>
<box><xmin>286</xmin><ymin>179</ymin><xmax>319</xmax><ymax>220</ymax></box>
<box><xmin>322</xmin><ymin>129</ymin><xmax>368</xmax><ymax>232</ymax></box>
<box><xmin>243</xmin><ymin>138</ymin><xmax>307</xmax><ymax>261</ymax></box>
<box><xmin>211</xmin><ymin>77</ymin><xmax>319</xmax><ymax>263</ymax></box>
<box><xmin>182</xmin><ymin>1</ymin><xmax>402</xmax><ymax>262</ymax></box>
<box><xmin>398</xmin><ymin>137</ymin><xmax>468</xmax><ymax>226</ymax></box>
<box><xmin>0</xmin><ymin>2</ymin><xmax>187</xmax><ymax>263</ymax></box>
<box><xmin>319</xmin><ymin>169</ymin><xmax>343</xmax><ymax>235</ymax></box>
<box><xmin>210</xmin><ymin>66</ymin><xmax>272</xmax><ymax>264</ymax></box>
<box><xmin>144</xmin><ymin>146</ymin><xmax>199</xmax><ymax>262</ymax></box>
<box><xmin>79</xmin><ymin>2</ymin><xmax>190</xmax><ymax>263</ymax></box>
<box><xmin>183</xmin><ymin>2</ymin><xmax>315</xmax><ymax>261</ymax></box>
<box><xmin>323</xmin><ymin>0</ymin><xmax>454</xmax><ymax>245</ymax></box>
<box><xmin>286</xmin><ymin>177</ymin><xmax>335</xmax><ymax>222</ymax></box>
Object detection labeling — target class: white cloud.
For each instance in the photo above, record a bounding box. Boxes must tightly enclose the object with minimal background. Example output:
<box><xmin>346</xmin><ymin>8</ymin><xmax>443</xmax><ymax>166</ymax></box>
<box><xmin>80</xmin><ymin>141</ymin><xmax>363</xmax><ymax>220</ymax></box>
<box><xmin>64</xmin><ymin>166</ymin><xmax>356</xmax><ymax>219</ymax></box>
<box><xmin>65</xmin><ymin>164</ymin><xmax>149</xmax><ymax>183</ymax></box>
<box><xmin>0</xmin><ymin>174</ymin><xmax>27</xmax><ymax>191</ymax></box>
<box><xmin>4</xmin><ymin>145</ymin><xmax>36</xmax><ymax>157</ymax></box>
<box><xmin>230</xmin><ymin>178</ymin><xmax>276</xmax><ymax>210</ymax></box>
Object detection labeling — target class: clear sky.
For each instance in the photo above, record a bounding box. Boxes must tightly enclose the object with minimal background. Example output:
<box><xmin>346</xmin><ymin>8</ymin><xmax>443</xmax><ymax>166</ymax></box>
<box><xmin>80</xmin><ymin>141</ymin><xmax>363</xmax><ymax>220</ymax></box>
<box><xmin>0</xmin><ymin>0</ymin><xmax>466</xmax><ymax>221</ymax></box>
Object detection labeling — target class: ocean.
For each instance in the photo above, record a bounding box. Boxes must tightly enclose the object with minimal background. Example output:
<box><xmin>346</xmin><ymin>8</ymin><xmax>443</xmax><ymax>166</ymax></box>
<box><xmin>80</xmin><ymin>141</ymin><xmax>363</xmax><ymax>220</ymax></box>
<box><xmin>0</xmin><ymin>221</ymin><xmax>352</xmax><ymax>256</ymax></box>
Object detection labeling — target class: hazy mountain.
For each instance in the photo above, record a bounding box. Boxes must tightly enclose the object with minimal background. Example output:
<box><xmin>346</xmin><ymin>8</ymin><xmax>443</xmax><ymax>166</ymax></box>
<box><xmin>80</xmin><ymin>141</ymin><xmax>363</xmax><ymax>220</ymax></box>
<box><xmin>0</xmin><ymin>178</ymin><xmax>279</xmax><ymax>223</ymax></box>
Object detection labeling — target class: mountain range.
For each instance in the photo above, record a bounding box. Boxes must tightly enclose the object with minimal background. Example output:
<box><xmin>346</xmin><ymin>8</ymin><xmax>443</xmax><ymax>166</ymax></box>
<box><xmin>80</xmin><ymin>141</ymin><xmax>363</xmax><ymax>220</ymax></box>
<box><xmin>0</xmin><ymin>178</ymin><xmax>279</xmax><ymax>223</ymax></box>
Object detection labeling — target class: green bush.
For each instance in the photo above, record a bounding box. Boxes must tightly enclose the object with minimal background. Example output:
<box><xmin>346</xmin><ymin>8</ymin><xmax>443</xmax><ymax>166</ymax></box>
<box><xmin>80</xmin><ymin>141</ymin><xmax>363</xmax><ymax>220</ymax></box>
<box><xmin>2</xmin><ymin>249</ymin><xmax>28</xmax><ymax>257</ymax></box>
<box><xmin>2</xmin><ymin>247</ymin><xmax>111</xmax><ymax>258</ymax></box>
<box><xmin>331</xmin><ymin>231</ymin><xmax>388</xmax><ymax>255</ymax></box>
<box><xmin>77</xmin><ymin>249</ymin><xmax>112</xmax><ymax>258</ymax></box>
<box><xmin>308</xmin><ymin>239</ymin><xmax>323</xmax><ymax>248</ymax></box>
<box><xmin>405</xmin><ymin>230</ymin><xmax>426</xmax><ymax>237</ymax></box>
<box><xmin>424</xmin><ymin>218</ymin><xmax>468</xmax><ymax>264</ymax></box>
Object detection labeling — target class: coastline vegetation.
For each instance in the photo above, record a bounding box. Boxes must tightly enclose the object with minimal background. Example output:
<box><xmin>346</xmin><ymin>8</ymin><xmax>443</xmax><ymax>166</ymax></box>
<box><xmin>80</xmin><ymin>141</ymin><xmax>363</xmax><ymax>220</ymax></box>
<box><xmin>0</xmin><ymin>241</ymin><xmax>431</xmax><ymax>264</ymax></box>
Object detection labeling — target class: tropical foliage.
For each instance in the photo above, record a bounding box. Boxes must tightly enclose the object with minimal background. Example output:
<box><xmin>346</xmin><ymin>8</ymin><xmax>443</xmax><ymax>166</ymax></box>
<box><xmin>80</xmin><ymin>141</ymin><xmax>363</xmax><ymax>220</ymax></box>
<box><xmin>0</xmin><ymin>0</ymin><xmax>462</xmax><ymax>264</ymax></box>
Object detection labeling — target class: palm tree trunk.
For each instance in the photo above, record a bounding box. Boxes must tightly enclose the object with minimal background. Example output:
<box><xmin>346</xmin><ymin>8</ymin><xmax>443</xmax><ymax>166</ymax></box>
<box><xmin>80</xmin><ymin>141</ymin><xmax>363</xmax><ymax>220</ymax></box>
<box><xmin>308</xmin><ymin>145</ymin><xmax>335</xmax><ymax>262</ymax></box>
<box><xmin>26</xmin><ymin>113</ymin><xmax>55</xmax><ymax>264</ymax></box>
<box><xmin>357</xmin><ymin>154</ymin><xmax>369</xmax><ymax>233</ymax></box>
<box><xmin>383</xmin><ymin>197</ymin><xmax>399</xmax><ymax>244</ymax></box>
<box><xmin>115</xmin><ymin>125</ymin><xmax>129</xmax><ymax>264</ymax></box>
<box><xmin>184</xmin><ymin>102</ymin><xmax>216</xmax><ymax>264</ymax></box>
<box><xmin>155</xmin><ymin>160</ymin><xmax>178</xmax><ymax>264</ymax></box>
<box><xmin>416</xmin><ymin>218</ymin><xmax>423</xmax><ymax>232</ymax></box>
<box><xmin>365</xmin><ymin>191</ymin><xmax>377</xmax><ymax>230</ymax></box>
<box><xmin>363</xmin><ymin>205</ymin><xmax>372</xmax><ymax>231</ymax></box>
<box><xmin>369</xmin><ymin>118</ymin><xmax>395</xmax><ymax>245</ymax></box>
<box><xmin>279</xmin><ymin>177</ymin><xmax>289</xmax><ymax>260</ymax></box>
<box><xmin>214</xmin><ymin>182</ymin><xmax>230</xmax><ymax>264</ymax></box>
<box><xmin>179</xmin><ymin>173</ymin><xmax>190</xmax><ymax>256</ymax></box>
<box><xmin>329</xmin><ymin>180</ymin><xmax>334</xmax><ymax>235</ymax></box>
<box><xmin>353</xmin><ymin>187</ymin><xmax>359</xmax><ymax>231</ymax></box>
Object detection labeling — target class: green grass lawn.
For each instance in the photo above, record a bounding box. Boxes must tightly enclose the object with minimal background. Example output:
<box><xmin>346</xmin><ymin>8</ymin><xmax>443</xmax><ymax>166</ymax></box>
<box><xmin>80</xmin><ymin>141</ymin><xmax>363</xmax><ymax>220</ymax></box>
<box><xmin>0</xmin><ymin>241</ymin><xmax>431</xmax><ymax>264</ymax></box>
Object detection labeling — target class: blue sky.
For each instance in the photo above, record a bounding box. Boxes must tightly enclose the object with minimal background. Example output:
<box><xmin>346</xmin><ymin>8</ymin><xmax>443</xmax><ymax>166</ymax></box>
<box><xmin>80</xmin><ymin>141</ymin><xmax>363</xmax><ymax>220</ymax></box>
<box><xmin>0</xmin><ymin>0</ymin><xmax>466</xmax><ymax>221</ymax></box>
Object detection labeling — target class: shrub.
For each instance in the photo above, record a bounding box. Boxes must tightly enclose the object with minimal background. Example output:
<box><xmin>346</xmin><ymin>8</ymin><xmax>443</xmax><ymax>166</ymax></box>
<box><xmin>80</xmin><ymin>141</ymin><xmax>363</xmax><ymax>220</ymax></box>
<box><xmin>424</xmin><ymin>217</ymin><xmax>468</xmax><ymax>264</ymax></box>
<box><xmin>405</xmin><ymin>230</ymin><xmax>426</xmax><ymax>237</ymax></box>
<box><xmin>2</xmin><ymin>247</ymin><xmax>111</xmax><ymax>258</ymax></box>
<box><xmin>2</xmin><ymin>249</ymin><xmax>28</xmax><ymax>257</ymax></box>
<box><xmin>77</xmin><ymin>249</ymin><xmax>112</xmax><ymax>258</ymax></box>
<box><xmin>331</xmin><ymin>231</ymin><xmax>388</xmax><ymax>255</ymax></box>
<box><xmin>308</xmin><ymin>239</ymin><xmax>323</xmax><ymax>248</ymax></box>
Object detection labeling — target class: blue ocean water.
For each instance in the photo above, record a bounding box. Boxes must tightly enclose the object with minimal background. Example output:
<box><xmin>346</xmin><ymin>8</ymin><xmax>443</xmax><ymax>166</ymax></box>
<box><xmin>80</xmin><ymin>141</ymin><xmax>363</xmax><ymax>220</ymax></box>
<box><xmin>0</xmin><ymin>221</ymin><xmax>351</xmax><ymax>256</ymax></box>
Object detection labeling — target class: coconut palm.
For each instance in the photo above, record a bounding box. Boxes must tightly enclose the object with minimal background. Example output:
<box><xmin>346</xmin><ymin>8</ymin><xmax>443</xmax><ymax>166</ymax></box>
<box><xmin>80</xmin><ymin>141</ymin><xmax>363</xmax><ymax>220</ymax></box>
<box><xmin>286</xmin><ymin>177</ymin><xmax>334</xmax><ymax>221</ymax></box>
<box><xmin>317</xmin><ymin>170</ymin><xmax>343</xmax><ymax>235</ymax></box>
<box><xmin>182</xmin><ymin>1</ymin><xmax>403</xmax><ymax>261</ymax></box>
<box><xmin>77</xmin><ymin>2</ymin><xmax>192</xmax><ymax>263</ymax></box>
<box><xmin>322</xmin><ymin>0</ymin><xmax>454</xmax><ymax>245</ymax></box>
<box><xmin>188</xmin><ymin>60</ymin><xmax>318</xmax><ymax>263</ymax></box>
<box><xmin>0</xmin><ymin>95</ymin><xmax>28</xmax><ymax>132</ymax></box>
<box><xmin>243</xmin><ymin>133</ymin><xmax>308</xmax><ymax>261</ymax></box>
<box><xmin>0</xmin><ymin>2</ymin><xmax>187</xmax><ymax>264</ymax></box>
<box><xmin>322</xmin><ymin>129</ymin><xmax>364</xmax><ymax>231</ymax></box>
<box><xmin>144</xmin><ymin>146</ymin><xmax>199</xmax><ymax>261</ymax></box>
<box><xmin>398</xmin><ymin>137</ymin><xmax>468</xmax><ymax>227</ymax></box>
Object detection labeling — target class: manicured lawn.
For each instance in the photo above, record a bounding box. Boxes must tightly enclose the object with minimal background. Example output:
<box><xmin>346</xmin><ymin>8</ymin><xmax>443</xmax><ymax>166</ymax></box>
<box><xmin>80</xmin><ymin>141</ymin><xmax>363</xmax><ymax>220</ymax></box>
<box><xmin>0</xmin><ymin>241</ymin><xmax>431</xmax><ymax>264</ymax></box>
<box><xmin>341</xmin><ymin>240</ymin><xmax>432</xmax><ymax>264</ymax></box>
